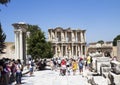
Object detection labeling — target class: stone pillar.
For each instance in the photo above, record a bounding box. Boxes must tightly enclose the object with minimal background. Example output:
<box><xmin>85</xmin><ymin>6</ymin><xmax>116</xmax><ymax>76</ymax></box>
<box><xmin>71</xmin><ymin>32</ymin><xmax>73</xmax><ymax>42</ymax></box>
<box><xmin>12</xmin><ymin>22</ymin><xmax>27</xmax><ymax>64</ymax></box>
<box><xmin>81</xmin><ymin>44</ymin><xmax>83</xmax><ymax>56</ymax></box>
<box><xmin>55</xmin><ymin>45</ymin><xmax>57</xmax><ymax>57</ymax></box>
<box><xmin>76</xmin><ymin>31</ymin><xmax>77</xmax><ymax>42</ymax></box>
<box><xmin>65</xmin><ymin>45</ymin><xmax>67</xmax><ymax>56</ymax></box>
<box><xmin>14</xmin><ymin>32</ymin><xmax>17</xmax><ymax>60</ymax></box>
<box><xmin>84</xmin><ymin>45</ymin><xmax>87</xmax><ymax>58</ymax></box>
<box><xmin>14</xmin><ymin>31</ymin><xmax>19</xmax><ymax>60</ymax></box>
<box><xmin>84</xmin><ymin>31</ymin><xmax>86</xmax><ymax>42</ymax></box>
<box><xmin>50</xmin><ymin>30</ymin><xmax>52</xmax><ymax>41</ymax></box>
<box><xmin>117</xmin><ymin>40</ymin><xmax>120</xmax><ymax>62</ymax></box>
<box><xmin>19</xmin><ymin>31</ymin><xmax>23</xmax><ymax>61</ymax></box>
<box><xmin>65</xmin><ymin>31</ymin><xmax>67</xmax><ymax>42</ymax></box>
<box><xmin>81</xmin><ymin>31</ymin><xmax>83</xmax><ymax>42</ymax></box>
<box><xmin>55</xmin><ymin>31</ymin><xmax>57</xmax><ymax>42</ymax></box>
<box><xmin>72</xmin><ymin>44</ymin><xmax>73</xmax><ymax>57</ymax></box>
<box><xmin>61</xmin><ymin>44</ymin><xmax>63</xmax><ymax>57</ymax></box>
<box><xmin>78</xmin><ymin>45</ymin><xmax>80</xmax><ymax>57</ymax></box>
<box><xmin>76</xmin><ymin>45</ymin><xmax>77</xmax><ymax>57</ymax></box>
<box><xmin>61</xmin><ymin>32</ymin><xmax>64</xmax><ymax>42</ymax></box>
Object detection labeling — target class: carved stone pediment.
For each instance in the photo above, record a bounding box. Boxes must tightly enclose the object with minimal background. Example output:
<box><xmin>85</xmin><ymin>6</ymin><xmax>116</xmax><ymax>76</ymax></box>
<box><xmin>54</xmin><ymin>27</ymin><xmax>63</xmax><ymax>32</ymax></box>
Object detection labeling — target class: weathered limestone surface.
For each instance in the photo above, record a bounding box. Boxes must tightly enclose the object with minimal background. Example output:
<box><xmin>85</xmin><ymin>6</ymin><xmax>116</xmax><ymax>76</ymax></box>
<box><xmin>117</xmin><ymin>40</ymin><xmax>120</xmax><ymax>62</ymax></box>
<box><xmin>93</xmin><ymin>76</ymin><xmax>108</xmax><ymax>85</ymax></box>
<box><xmin>95</xmin><ymin>57</ymin><xmax>111</xmax><ymax>74</ymax></box>
<box><xmin>110</xmin><ymin>60</ymin><xmax>120</xmax><ymax>74</ymax></box>
<box><xmin>101</xmin><ymin>67</ymin><xmax>111</xmax><ymax>75</ymax></box>
<box><xmin>108</xmin><ymin>72</ymin><xmax>120</xmax><ymax>85</ymax></box>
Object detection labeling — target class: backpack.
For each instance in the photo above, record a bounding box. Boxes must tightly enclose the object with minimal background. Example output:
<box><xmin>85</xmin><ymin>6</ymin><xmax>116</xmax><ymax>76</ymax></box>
<box><xmin>31</xmin><ymin>61</ymin><xmax>34</xmax><ymax>66</ymax></box>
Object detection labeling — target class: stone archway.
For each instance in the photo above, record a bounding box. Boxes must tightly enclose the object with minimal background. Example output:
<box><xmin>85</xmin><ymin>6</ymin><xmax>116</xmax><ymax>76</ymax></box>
<box><xmin>12</xmin><ymin>22</ymin><xmax>28</xmax><ymax>64</ymax></box>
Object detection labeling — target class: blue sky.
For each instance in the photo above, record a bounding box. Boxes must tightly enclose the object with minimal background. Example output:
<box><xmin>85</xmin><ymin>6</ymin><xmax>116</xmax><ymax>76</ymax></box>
<box><xmin>0</xmin><ymin>0</ymin><xmax>120</xmax><ymax>43</ymax></box>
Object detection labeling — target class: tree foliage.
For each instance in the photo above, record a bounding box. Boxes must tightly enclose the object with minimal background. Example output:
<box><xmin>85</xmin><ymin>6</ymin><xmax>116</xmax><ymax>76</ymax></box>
<box><xmin>27</xmin><ymin>25</ymin><xmax>53</xmax><ymax>59</ymax></box>
<box><xmin>0</xmin><ymin>0</ymin><xmax>10</xmax><ymax>5</ymax></box>
<box><xmin>0</xmin><ymin>23</ymin><xmax>6</xmax><ymax>53</ymax></box>
<box><xmin>97</xmin><ymin>40</ymin><xmax>104</xmax><ymax>45</ymax></box>
<box><xmin>113</xmin><ymin>35</ymin><xmax>120</xmax><ymax>46</ymax></box>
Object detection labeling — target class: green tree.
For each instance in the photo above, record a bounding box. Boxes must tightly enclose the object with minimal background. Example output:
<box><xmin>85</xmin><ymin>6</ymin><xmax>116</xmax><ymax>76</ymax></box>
<box><xmin>0</xmin><ymin>23</ymin><xmax>6</xmax><ymax>53</ymax></box>
<box><xmin>113</xmin><ymin>35</ymin><xmax>120</xmax><ymax>46</ymax></box>
<box><xmin>27</xmin><ymin>25</ymin><xmax>53</xmax><ymax>59</ymax></box>
<box><xmin>43</xmin><ymin>41</ymin><xmax>53</xmax><ymax>58</ymax></box>
<box><xmin>97</xmin><ymin>40</ymin><xmax>104</xmax><ymax>45</ymax></box>
<box><xmin>0</xmin><ymin>0</ymin><xmax>10</xmax><ymax>5</ymax></box>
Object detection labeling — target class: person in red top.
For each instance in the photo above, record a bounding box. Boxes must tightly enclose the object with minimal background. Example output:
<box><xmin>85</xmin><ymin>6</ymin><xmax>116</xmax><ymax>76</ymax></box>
<box><xmin>60</xmin><ymin>59</ymin><xmax>66</xmax><ymax>76</ymax></box>
<box><xmin>61</xmin><ymin>59</ymin><xmax>66</xmax><ymax>66</ymax></box>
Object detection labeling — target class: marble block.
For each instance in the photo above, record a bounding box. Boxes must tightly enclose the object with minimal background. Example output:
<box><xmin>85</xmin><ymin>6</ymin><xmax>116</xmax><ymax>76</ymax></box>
<box><xmin>108</xmin><ymin>72</ymin><xmax>120</xmax><ymax>85</ymax></box>
<box><xmin>110</xmin><ymin>61</ymin><xmax>120</xmax><ymax>74</ymax></box>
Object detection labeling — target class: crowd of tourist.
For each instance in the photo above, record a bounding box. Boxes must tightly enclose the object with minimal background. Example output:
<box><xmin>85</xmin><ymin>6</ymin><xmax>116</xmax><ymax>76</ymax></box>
<box><xmin>0</xmin><ymin>55</ymin><xmax>93</xmax><ymax>85</ymax></box>
<box><xmin>49</xmin><ymin>55</ymin><xmax>93</xmax><ymax>76</ymax></box>
<box><xmin>0</xmin><ymin>58</ymin><xmax>23</xmax><ymax>85</ymax></box>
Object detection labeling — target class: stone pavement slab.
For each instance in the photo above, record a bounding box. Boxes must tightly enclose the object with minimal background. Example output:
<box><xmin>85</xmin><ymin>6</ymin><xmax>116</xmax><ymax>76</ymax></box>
<box><xmin>16</xmin><ymin>70</ymin><xmax>90</xmax><ymax>85</ymax></box>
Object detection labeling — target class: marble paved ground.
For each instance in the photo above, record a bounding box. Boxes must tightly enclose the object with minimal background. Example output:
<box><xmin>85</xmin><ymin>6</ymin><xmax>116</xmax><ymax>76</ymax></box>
<box><xmin>13</xmin><ymin>69</ymin><xmax>90</xmax><ymax>85</ymax></box>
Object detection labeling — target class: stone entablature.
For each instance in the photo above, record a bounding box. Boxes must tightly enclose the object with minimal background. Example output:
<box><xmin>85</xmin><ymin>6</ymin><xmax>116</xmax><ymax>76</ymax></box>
<box><xmin>48</xmin><ymin>27</ymin><xmax>86</xmax><ymax>58</ymax></box>
<box><xmin>89</xmin><ymin>41</ymin><xmax>113</xmax><ymax>48</ymax></box>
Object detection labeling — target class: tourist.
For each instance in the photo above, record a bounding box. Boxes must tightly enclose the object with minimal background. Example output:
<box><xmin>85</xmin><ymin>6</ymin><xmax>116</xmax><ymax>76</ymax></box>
<box><xmin>9</xmin><ymin>60</ymin><xmax>16</xmax><ymax>83</ymax></box>
<box><xmin>29</xmin><ymin>59</ymin><xmax>34</xmax><ymax>76</ymax></box>
<box><xmin>66</xmin><ymin>59</ymin><xmax>71</xmax><ymax>75</ymax></box>
<box><xmin>112</xmin><ymin>56</ymin><xmax>117</xmax><ymax>61</ymax></box>
<box><xmin>60</xmin><ymin>58</ymin><xmax>66</xmax><ymax>76</ymax></box>
<box><xmin>72</xmin><ymin>59</ymin><xmax>77</xmax><ymax>75</ymax></box>
<box><xmin>87</xmin><ymin>55</ymin><xmax>91</xmax><ymax>70</ymax></box>
<box><xmin>84</xmin><ymin>57</ymin><xmax>87</xmax><ymax>69</ymax></box>
<box><xmin>15</xmin><ymin>59</ymin><xmax>22</xmax><ymax>84</ymax></box>
<box><xmin>50</xmin><ymin>59</ymin><xmax>54</xmax><ymax>70</ymax></box>
<box><xmin>0</xmin><ymin>63</ymin><xmax>3</xmax><ymax>85</ymax></box>
<box><xmin>78</xmin><ymin>57</ymin><xmax>84</xmax><ymax>74</ymax></box>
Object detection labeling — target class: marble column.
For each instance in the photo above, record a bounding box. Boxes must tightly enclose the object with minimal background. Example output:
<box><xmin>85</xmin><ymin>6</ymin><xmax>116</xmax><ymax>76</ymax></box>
<box><xmin>76</xmin><ymin>45</ymin><xmax>77</xmax><ymax>57</ymax></box>
<box><xmin>65</xmin><ymin>45</ymin><xmax>67</xmax><ymax>57</ymax></box>
<box><xmin>84</xmin><ymin>32</ymin><xmax>86</xmax><ymax>42</ymax></box>
<box><xmin>117</xmin><ymin>40</ymin><xmax>120</xmax><ymax>62</ymax></box>
<box><xmin>55</xmin><ymin>45</ymin><xmax>57</xmax><ymax>57</ymax></box>
<box><xmin>19</xmin><ymin>31</ymin><xmax>23</xmax><ymax>61</ymax></box>
<box><xmin>65</xmin><ymin>31</ymin><xmax>67</xmax><ymax>42</ymax></box>
<box><xmin>55</xmin><ymin>31</ymin><xmax>57</xmax><ymax>42</ymax></box>
<box><xmin>78</xmin><ymin>46</ymin><xmax>80</xmax><ymax>57</ymax></box>
<box><xmin>76</xmin><ymin>31</ymin><xmax>77</xmax><ymax>42</ymax></box>
<box><xmin>72</xmin><ymin>44</ymin><xmax>73</xmax><ymax>57</ymax></box>
<box><xmin>15</xmin><ymin>31</ymin><xmax>19</xmax><ymax>60</ymax></box>
<box><xmin>81</xmin><ymin>44</ymin><xmax>83</xmax><ymax>57</ymax></box>
<box><xmin>50</xmin><ymin>30</ymin><xmax>52</xmax><ymax>41</ymax></box>
<box><xmin>61</xmin><ymin>44</ymin><xmax>63</xmax><ymax>57</ymax></box>
<box><xmin>81</xmin><ymin>32</ymin><xmax>83</xmax><ymax>42</ymax></box>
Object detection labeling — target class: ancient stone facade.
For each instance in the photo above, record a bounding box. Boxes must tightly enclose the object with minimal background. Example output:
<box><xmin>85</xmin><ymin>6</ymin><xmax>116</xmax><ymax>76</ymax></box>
<box><xmin>87</xmin><ymin>41</ymin><xmax>113</xmax><ymax>57</ymax></box>
<box><xmin>48</xmin><ymin>27</ymin><xmax>86</xmax><ymax>58</ymax></box>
